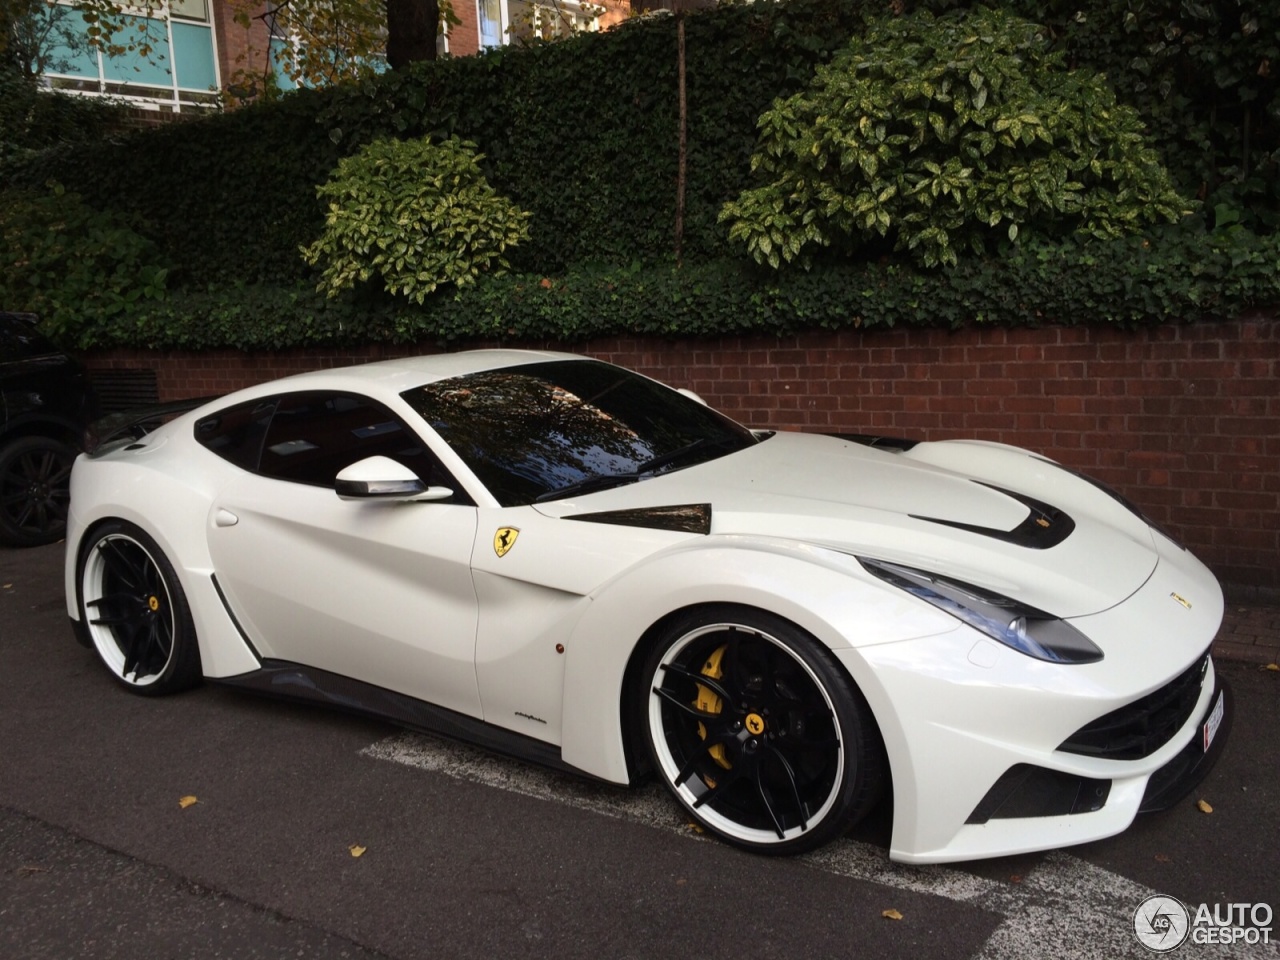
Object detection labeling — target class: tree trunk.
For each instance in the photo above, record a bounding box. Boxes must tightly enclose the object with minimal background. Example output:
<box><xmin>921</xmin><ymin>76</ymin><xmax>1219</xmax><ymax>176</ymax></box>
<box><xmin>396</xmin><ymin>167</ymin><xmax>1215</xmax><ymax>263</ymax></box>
<box><xmin>385</xmin><ymin>0</ymin><xmax>439</xmax><ymax>69</ymax></box>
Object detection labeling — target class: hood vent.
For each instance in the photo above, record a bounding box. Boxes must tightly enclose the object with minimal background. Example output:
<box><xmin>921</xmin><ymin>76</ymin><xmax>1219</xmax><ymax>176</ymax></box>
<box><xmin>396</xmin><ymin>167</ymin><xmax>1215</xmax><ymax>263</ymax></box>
<box><xmin>827</xmin><ymin>432</ymin><xmax>919</xmax><ymax>452</ymax></box>
<box><xmin>911</xmin><ymin>483</ymin><xmax>1075</xmax><ymax>549</ymax></box>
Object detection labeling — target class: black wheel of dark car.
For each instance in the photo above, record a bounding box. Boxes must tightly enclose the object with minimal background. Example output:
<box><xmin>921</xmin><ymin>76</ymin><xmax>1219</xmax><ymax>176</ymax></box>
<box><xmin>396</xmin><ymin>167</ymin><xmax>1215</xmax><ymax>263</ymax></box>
<box><xmin>640</xmin><ymin>607</ymin><xmax>883</xmax><ymax>855</ymax></box>
<box><xmin>76</xmin><ymin>520</ymin><xmax>201</xmax><ymax>696</ymax></box>
<box><xmin>0</xmin><ymin>435</ymin><xmax>76</xmax><ymax>547</ymax></box>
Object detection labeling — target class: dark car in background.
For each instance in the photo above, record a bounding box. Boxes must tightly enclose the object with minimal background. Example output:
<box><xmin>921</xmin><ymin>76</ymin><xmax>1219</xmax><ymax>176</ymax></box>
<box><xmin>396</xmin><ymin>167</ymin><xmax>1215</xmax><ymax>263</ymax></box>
<box><xmin>0</xmin><ymin>312</ymin><xmax>97</xmax><ymax>547</ymax></box>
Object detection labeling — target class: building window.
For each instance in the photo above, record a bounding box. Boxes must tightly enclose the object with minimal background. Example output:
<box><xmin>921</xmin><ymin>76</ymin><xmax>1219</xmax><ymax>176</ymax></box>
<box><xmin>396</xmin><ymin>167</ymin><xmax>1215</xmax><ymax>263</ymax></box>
<box><xmin>506</xmin><ymin>0</ymin><xmax>600</xmax><ymax>43</ymax></box>
<box><xmin>477</xmin><ymin>0</ymin><xmax>502</xmax><ymax>49</ymax></box>
<box><xmin>42</xmin><ymin>1</ymin><xmax>219</xmax><ymax>109</ymax></box>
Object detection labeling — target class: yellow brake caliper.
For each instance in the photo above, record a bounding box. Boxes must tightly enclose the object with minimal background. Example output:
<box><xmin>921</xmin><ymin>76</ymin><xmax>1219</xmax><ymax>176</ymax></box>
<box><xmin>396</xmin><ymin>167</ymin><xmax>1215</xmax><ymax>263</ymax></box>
<box><xmin>695</xmin><ymin>644</ymin><xmax>732</xmax><ymax>777</ymax></box>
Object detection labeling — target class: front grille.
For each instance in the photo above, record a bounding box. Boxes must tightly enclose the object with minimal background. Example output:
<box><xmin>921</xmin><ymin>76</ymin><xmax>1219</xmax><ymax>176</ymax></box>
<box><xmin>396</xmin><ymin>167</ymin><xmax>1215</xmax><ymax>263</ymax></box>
<box><xmin>1059</xmin><ymin>650</ymin><xmax>1209</xmax><ymax>761</ymax></box>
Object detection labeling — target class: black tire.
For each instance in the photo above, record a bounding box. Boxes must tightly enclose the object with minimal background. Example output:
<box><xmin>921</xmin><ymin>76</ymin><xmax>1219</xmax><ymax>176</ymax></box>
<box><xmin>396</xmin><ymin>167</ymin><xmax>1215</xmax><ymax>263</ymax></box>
<box><xmin>75</xmin><ymin>520</ymin><xmax>202</xmax><ymax>696</ymax></box>
<box><xmin>0</xmin><ymin>435</ymin><xmax>76</xmax><ymax>547</ymax></box>
<box><xmin>638</xmin><ymin>606</ymin><xmax>883</xmax><ymax>855</ymax></box>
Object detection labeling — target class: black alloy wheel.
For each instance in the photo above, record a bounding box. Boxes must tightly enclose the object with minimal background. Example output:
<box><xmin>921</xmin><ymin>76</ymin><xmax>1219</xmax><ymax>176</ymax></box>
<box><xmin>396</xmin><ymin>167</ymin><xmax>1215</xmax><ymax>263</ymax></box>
<box><xmin>76</xmin><ymin>520</ymin><xmax>202</xmax><ymax>695</ymax></box>
<box><xmin>641</xmin><ymin>606</ymin><xmax>883</xmax><ymax>855</ymax></box>
<box><xmin>0</xmin><ymin>436</ymin><xmax>76</xmax><ymax>547</ymax></box>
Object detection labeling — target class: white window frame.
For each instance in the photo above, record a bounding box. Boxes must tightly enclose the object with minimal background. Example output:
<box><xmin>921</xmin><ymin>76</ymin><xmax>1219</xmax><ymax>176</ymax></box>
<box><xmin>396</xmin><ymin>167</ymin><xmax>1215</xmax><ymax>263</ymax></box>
<box><xmin>41</xmin><ymin>0</ymin><xmax>221</xmax><ymax>110</ymax></box>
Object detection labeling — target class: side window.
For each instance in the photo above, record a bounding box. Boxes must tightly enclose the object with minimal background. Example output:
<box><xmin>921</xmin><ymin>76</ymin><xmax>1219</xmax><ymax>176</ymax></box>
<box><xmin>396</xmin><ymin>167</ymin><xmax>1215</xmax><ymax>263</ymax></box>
<box><xmin>195</xmin><ymin>399</ymin><xmax>277</xmax><ymax>471</ymax></box>
<box><xmin>258</xmin><ymin>392</ymin><xmax>442</xmax><ymax>490</ymax></box>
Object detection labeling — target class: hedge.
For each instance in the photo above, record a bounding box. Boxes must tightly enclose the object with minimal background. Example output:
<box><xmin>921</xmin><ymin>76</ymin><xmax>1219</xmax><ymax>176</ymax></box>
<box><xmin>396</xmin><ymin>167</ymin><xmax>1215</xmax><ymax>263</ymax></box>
<box><xmin>63</xmin><ymin>226</ymin><xmax>1280</xmax><ymax>352</ymax></box>
<box><xmin>1</xmin><ymin>0</ymin><xmax>1276</xmax><ymax>350</ymax></box>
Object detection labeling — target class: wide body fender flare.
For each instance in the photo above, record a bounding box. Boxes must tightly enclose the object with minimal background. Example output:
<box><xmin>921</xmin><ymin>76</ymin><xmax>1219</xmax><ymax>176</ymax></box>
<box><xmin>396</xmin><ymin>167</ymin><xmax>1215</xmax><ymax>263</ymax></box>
<box><xmin>557</xmin><ymin>537</ymin><xmax>958</xmax><ymax>785</ymax></box>
<box><xmin>65</xmin><ymin>455</ymin><xmax>262</xmax><ymax>679</ymax></box>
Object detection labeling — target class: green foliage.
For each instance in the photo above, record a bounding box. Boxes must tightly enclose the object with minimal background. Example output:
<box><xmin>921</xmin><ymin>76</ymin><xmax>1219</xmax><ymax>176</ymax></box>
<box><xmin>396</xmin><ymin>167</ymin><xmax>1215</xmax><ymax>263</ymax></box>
<box><xmin>0</xmin><ymin>68</ymin><xmax>126</xmax><ymax>164</ymax></box>
<box><xmin>2</xmin><ymin>87</ymin><xmax>346</xmax><ymax>285</ymax></box>
<box><xmin>722</xmin><ymin>7</ymin><xmax>1190</xmax><ymax>269</ymax></box>
<box><xmin>71</xmin><ymin>224</ymin><xmax>1280</xmax><ymax>352</ymax></box>
<box><xmin>913</xmin><ymin>0</ymin><xmax>1280</xmax><ymax>232</ymax></box>
<box><xmin>0</xmin><ymin>181</ymin><xmax>168</xmax><ymax>343</ymax></box>
<box><xmin>1</xmin><ymin>0</ymin><xmax>1275</xmax><ymax>355</ymax></box>
<box><xmin>302</xmin><ymin>136</ymin><xmax>530</xmax><ymax>303</ymax></box>
<box><xmin>0</xmin><ymin>0</ymin><xmax>868</xmax><ymax>285</ymax></box>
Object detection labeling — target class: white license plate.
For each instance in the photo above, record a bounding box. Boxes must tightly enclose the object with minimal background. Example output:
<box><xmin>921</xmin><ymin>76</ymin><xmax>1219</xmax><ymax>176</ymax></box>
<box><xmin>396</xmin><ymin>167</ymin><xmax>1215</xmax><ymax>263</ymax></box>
<box><xmin>1202</xmin><ymin>690</ymin><xmax>1225</xmax><ymax>752</ymax></box>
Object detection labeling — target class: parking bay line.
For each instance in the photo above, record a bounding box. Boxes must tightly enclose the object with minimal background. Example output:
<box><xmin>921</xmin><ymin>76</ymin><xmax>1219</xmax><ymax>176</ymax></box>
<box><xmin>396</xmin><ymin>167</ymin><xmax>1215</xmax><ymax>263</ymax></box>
<box><xmin>363</xmin><ymin>732</ymin><xmax>1268</xmax><ymax>960</ymax></box>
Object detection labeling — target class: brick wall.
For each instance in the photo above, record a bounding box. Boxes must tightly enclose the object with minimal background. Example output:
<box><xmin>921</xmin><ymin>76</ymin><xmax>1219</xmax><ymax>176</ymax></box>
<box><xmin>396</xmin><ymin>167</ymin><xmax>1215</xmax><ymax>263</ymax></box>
<box><xmin>82</xmin><ymin>315</ymin><xmax>1280</xmax><ymax>591</ymax></box>
<box><xmin>212</xmin><ymin>3</ymin><xmax>274</xmax><ymax>94</ymax></box>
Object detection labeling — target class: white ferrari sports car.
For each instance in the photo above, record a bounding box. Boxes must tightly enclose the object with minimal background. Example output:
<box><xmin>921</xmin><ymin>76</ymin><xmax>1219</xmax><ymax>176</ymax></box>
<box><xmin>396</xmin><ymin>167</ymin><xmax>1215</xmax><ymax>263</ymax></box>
<box><xmin>64</xmin><ymin>350</ymin><xmax>1230</xmax><ymax>863</ymax></box>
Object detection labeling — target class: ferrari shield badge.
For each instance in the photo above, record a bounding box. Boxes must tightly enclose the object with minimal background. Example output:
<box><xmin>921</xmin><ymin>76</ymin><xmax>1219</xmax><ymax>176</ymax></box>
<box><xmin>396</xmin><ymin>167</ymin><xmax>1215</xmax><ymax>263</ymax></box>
<box><xmin>494</xmin><ymin>527</ymin><xmax>520</xmax><ymax>558</ymax></box>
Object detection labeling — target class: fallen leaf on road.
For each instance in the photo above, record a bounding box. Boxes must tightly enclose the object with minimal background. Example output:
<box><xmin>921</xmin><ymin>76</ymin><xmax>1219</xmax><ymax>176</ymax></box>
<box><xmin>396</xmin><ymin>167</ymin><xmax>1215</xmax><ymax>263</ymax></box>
<box><xmin>1265</xmin><ymin>663</ymin><xmax>1279</xmax><ymax>672</ymax></box>
<box><xmin>1155</xmin><ymin>854</ymin><xmax>1172</xmax><ymax>863</ymax></box>
<box><xmin>882</xmin><ymin>909</ymin><xmax>904</xmax><ymax>921</ymax></box>
<box><xmin>349</xmin><ymin>844</ymin><xmax>366</xmax><ymax>858</ymax></box>
<box><xmin>685</xmin><ymin>822</ymin><xmax>704</xmax><ymax>835</ymax></box>
<box><xmin>1197</xmin><ymin>799</ymin><xmax>1213</xmax><ymax>814</ymax></box>
<box><xmin>1009</xmin><ymin>875</ymin><xmax>1023</xmax><ymax>884</ymax></box>
<box><xmin>178</xmin><ymin>795</ymin><xmax>198</xmax><ymax>809</ymax></box>
<box><xmin>2</xmin><ymin>584</ymin><xmax>11</xmax><ymax>589</ymax></box>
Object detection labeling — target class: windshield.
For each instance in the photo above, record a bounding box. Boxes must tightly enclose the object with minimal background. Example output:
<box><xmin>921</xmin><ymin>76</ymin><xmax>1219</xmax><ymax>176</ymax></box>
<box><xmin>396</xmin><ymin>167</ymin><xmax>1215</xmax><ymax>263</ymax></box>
<box><xmin>401</xmin><ymin>359</ymin><xmax>757</xmax><ymax>506</ymax></box>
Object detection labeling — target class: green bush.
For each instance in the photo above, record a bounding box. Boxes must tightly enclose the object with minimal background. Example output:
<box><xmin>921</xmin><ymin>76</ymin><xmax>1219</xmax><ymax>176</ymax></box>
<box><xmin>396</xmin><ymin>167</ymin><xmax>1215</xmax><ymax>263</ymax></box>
<box><xmin>721</xmin><ymin>7</ymin><xmax>1190</xmax><ymax>269</ymax></box>
<box><xmin>0</xmin><ymin>0</ymin><xmax>870</xmax><ymax>285</ymax></box>
<box><xmin>0</xmin><ymin>182</ymin><xmax>168</xmax><ymax>344</ymax></box>
<box><xmin>302</xmin><ymin>136</ymin><xmax>531</xmax><ymax>302</ymax></box>
<box><xmin>914</xmin><ymin>0</ymin><xmax>1280</xmax><ymax>233</ymax></box>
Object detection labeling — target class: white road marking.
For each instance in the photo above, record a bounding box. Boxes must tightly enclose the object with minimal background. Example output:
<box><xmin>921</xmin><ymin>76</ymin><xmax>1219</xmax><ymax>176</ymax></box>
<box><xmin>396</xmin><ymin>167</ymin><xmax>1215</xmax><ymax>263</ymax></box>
<box><xmin>363</xmin><ymin>732</ymin><xmax>1273</xmax><ymax>960</ymax></box>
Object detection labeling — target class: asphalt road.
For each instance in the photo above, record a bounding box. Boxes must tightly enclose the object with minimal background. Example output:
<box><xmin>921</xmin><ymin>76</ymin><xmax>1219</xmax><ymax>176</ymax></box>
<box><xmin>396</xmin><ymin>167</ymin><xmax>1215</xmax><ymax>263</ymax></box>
<box><xmin>2</xmin><ymin>542</ymin><xmax>1276</xmax><ymax>960</ymax></box>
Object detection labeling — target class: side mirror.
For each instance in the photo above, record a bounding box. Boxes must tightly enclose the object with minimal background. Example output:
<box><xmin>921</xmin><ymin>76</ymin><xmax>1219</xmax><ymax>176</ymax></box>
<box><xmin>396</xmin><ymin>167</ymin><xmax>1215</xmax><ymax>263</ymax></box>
<box><xmin>334</xmin><ymin>456</ymin><xmax>453</xmax><ymax>502</ymax></box>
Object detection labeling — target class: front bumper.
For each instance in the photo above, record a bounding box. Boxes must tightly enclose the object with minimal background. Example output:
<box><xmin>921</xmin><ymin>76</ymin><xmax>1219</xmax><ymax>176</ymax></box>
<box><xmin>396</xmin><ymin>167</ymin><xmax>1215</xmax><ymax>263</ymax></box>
<box><xmin>1139</xmin><ymin>675</ymin><xmax>1231</xmax><ymax>813</ymax></box>
<box><xmin>836</xmin><ymin>535</ymin><xmax>1227</xmax><ymax>864</ymax></box>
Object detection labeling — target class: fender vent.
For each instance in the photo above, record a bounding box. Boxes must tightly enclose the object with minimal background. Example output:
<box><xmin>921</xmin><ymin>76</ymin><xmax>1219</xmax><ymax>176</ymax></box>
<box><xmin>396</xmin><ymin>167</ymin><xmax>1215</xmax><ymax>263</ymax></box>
<box><xmin>566</xmin><ymin>503</ymin><xmax>712</xmax><ymax>535</ymax></box>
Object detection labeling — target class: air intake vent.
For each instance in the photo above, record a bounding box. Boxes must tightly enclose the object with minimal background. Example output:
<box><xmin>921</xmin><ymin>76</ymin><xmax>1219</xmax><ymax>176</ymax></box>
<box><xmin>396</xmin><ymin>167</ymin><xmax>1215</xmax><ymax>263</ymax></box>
<box><xmin>1059</xmin><ymin>650</ymin><xmax>1209</xmax><ymax>760</ymax></box>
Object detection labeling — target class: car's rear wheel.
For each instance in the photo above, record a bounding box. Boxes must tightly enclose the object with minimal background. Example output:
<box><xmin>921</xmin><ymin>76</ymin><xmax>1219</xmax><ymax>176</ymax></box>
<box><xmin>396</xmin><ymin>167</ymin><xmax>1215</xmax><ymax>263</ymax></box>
<box><xmin>76</xmin><ymin>521</ymin><xmax>201</xmax><ymax>695</ymax></box>
<box><xmin>0</xmin><ymin>435</ymin><xmax>76</xmax><ymax>547</ymax></box>
<box><xmin>640</xmin><ymin>607</ymin><xmax>883</xmax><ymax>855</ymax></box>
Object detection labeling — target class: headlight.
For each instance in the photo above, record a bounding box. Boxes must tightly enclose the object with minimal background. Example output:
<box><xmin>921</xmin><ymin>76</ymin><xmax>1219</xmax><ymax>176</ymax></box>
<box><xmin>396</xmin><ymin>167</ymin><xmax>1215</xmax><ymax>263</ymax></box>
<box><xmin>859</xmin><ymin>558</ymin><xmax>1103</xmax><ymax>664</ymax></box>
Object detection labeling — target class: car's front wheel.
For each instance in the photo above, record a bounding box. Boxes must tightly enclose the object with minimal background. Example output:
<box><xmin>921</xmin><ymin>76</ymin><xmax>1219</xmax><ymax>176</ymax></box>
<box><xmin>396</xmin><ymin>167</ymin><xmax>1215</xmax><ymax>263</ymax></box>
<box><xmin>0</xmin><ymin>435</ymin><xmax>76</xmax><ymax>547</ymax></box>
<box><xmin>640</xmin><ymin>607</ymin><xmax>883</xmax><ymax>855</ymax></box>
<box><xmin>76</xmin><ymin>520</ymin><xmax>202</xmax><ymax>695</ymax></box>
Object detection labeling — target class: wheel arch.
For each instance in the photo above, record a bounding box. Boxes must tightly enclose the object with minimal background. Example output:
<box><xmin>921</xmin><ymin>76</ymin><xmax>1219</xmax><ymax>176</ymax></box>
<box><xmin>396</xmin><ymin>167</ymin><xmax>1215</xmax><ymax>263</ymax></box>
<box><xmin>616</xmin><ymin>599</ymin><xmax>897</xmax><ymax>810</ymax></box>
<box><xmin>65</xmin><ymin>456</ymin><xmax>263</xmax><ymax>679</ymax></box>
<box><xmin>558</xmin><ymin>538</ymin><xmax>954</xmax><ymax>788</ymax></box>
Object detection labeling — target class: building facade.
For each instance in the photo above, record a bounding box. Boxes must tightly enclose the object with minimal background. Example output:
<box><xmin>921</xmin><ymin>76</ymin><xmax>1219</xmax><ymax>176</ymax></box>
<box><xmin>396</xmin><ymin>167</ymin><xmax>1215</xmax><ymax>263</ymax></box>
<box><xmin>37</xmin><ymin>0</ymin><xmax>631</xmax><ymax>111</ymax></box>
